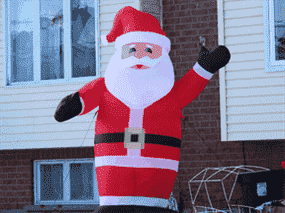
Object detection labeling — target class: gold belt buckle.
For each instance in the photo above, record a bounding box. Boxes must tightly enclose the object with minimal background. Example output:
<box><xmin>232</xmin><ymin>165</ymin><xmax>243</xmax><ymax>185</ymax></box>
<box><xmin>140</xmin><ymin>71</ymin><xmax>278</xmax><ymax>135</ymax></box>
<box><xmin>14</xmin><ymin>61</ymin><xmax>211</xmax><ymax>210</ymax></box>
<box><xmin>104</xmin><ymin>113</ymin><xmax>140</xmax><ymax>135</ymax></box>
<box><xmin>124</xmin><ymin>127</ymin><xmax>145</xmax><ymax>149</ymax></box>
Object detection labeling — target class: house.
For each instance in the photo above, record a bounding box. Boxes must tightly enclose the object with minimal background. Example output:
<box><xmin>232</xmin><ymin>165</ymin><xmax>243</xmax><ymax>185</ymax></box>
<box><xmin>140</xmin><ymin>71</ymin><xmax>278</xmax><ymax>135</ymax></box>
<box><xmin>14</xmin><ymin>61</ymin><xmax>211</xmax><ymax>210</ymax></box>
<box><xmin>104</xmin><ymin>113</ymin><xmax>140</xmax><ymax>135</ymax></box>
<box><xmin>0</xmin><ymin>0</ymin><xmax>284</xmax><ymax>212</ymax></box>
<box><xmin>183</xmin><ymin>0</ymin><xmax>285</xmax><ymax>211</ymax></box>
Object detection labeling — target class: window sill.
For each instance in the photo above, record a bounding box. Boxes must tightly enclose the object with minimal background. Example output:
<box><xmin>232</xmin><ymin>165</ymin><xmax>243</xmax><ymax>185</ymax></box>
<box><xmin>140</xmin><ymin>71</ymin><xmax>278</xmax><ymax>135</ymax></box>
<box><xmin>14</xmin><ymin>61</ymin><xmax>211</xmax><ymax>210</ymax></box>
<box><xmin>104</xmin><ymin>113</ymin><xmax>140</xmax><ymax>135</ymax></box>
<box><xmin>23</xmin><ymin>204</ymin><xmax>100</xmax><ymax>212</ymax></box>
<box><xmin>3</xmin><ymin>76</ymin><xmax>99</xmax><ymax>89</ymax></box>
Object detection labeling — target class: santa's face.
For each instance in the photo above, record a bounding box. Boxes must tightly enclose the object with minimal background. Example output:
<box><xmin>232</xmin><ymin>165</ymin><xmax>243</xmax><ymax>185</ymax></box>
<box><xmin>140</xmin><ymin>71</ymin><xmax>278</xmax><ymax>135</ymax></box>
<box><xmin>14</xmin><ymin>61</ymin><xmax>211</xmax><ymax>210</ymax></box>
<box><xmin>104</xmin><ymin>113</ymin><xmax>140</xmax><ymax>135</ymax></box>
<box><xmin>104</xmin><ymin>42</ymin><xmax>174</xmax><ymax>109</ymax></box>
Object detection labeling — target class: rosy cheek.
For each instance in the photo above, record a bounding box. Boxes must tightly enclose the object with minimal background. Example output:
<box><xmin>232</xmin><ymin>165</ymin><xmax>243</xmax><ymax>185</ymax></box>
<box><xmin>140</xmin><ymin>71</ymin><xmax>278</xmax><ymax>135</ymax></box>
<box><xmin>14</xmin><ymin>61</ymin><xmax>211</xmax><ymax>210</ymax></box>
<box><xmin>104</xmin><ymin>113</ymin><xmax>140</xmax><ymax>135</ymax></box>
<box><xmin>150</xmin><ymin>51</ymin><xmax>160</xmax><ymax>59</ymax></box>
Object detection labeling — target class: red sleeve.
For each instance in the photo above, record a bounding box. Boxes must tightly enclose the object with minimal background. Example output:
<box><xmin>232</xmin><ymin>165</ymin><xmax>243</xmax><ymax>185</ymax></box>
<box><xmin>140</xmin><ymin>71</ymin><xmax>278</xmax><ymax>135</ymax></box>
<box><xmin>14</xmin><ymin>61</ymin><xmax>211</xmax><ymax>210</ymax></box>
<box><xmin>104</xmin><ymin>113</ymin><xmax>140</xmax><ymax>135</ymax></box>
<box><xmin>77</xmin><ymin>77</ymin><xmax>105</xmax><ymax>116</ymax></box>
<box><xmin>175</xmin><ymin>63</ymin><xmax>213</xmax><ymax>109</ymax></box>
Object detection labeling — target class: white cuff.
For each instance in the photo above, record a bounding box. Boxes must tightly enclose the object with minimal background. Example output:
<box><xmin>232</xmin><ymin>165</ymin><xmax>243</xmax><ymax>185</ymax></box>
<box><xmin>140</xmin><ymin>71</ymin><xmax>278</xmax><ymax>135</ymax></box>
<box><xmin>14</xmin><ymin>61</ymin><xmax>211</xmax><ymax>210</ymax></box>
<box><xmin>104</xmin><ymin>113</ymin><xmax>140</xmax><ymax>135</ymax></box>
<box><xmin>79</xmin><ymin>96</ymin><xmax>85</xmax><ymax>115</ymax></box>
<box><xmin>193</xmin><ymin>62</ymin><xmax>214</xmax><ymax>80</ymax></box>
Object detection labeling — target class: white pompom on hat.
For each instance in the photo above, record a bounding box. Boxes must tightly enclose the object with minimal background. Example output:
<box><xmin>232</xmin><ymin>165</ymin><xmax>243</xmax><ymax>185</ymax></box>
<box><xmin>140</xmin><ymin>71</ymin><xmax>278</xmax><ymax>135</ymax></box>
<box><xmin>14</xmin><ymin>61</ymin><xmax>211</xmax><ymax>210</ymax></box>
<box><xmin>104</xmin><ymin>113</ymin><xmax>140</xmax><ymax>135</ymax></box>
<box><xmin>101</xmin><ymin>6</ymin><xmax>171</xmax><ymax>53</ymax></box>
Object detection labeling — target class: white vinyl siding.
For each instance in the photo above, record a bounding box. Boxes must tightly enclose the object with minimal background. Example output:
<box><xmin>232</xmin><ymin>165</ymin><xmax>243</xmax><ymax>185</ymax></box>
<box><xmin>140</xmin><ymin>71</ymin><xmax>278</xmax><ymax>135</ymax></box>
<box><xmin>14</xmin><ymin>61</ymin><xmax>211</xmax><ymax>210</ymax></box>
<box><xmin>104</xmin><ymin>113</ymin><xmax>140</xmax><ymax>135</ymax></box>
<box><xmin>0</xmin><ymin>0</ymin><xmax>3</xmax><ymax>86</ymax></box>
<box><xmin>0</xmin><ymin>0</ymin><xmax>140</xmax><ymax>150</ymax></box>
<box><xmin>219</xmin><ymin>0</ymin><xmax>285</xmax><ymax>141</ymax></box>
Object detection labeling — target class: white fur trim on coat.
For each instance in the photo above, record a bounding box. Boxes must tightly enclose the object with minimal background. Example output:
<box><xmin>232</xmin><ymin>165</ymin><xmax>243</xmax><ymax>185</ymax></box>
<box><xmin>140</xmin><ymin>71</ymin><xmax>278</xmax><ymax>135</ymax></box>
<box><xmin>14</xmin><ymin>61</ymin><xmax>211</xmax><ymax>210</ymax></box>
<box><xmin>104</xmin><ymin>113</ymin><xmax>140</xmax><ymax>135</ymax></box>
<box><xmin>115</xmin><ymin>31</ymin><xmax>171</xmax><ymax>53</ymax></box>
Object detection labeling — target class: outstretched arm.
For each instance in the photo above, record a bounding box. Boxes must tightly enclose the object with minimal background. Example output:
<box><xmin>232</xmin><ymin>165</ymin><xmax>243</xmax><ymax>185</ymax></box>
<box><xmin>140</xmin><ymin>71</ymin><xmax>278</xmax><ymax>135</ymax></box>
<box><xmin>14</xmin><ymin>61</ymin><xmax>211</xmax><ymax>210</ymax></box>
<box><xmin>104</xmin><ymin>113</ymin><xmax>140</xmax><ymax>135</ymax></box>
<box><xmin>54</xmin><ymin>77</ymin><xmax>105</xmax><ymax>122</ymax></box>
<box><xmin>176</xmin><ymin>45</ymin><xmax>231</xmax><ymax>109</ymax></box>
<box><xmin>54</xmin><ymin>92</ymin><xmax>83</xmax><ymax>122</ymax></box>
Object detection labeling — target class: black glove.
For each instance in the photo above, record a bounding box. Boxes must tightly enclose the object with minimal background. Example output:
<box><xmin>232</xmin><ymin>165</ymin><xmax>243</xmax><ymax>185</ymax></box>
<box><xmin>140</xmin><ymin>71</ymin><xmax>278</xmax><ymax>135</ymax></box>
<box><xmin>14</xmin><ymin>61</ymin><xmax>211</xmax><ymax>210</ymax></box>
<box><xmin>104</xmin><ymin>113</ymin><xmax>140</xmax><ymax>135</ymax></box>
<box><xmin>54</xmin><ymin>92</ymin><xmax>83</xmax><ymax>122</ymax></box>
<box><xmin>198</xmin><ymin>45</ymin><xmax>231</xmax><ymax>74</ymax></box>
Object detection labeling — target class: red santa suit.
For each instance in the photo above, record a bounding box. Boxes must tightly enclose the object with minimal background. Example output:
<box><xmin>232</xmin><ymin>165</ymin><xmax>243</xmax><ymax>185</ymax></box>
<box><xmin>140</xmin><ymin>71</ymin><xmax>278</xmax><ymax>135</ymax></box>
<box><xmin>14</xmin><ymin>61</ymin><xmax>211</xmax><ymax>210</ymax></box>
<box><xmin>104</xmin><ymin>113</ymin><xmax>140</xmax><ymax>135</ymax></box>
<box><xmin>75</xmin><ymin>6</ymin><xmax>215</xmax><ymax>212</ymax></box>
<box><xmin>77</xmin><ymin>62</ymin><xmax>212</xmax><ymax>208</ymax></box>
<box><xmin>54</xmin><ymin>6</ymin><xmax>230</xmax><ymax>212</ymax></box>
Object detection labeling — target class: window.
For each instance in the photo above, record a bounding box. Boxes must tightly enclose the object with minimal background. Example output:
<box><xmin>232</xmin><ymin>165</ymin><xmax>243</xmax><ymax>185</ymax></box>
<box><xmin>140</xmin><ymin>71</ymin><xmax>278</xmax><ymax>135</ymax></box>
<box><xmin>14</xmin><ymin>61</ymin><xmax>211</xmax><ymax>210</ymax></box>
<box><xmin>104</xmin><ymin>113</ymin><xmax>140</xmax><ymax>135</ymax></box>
<box><xmin>3</xmin><ymin>0</ymin><xmax>100</xmax><ymax>86</ymax></box>
<box><xmin>264</xmin><ymin>0</ymin><xmax>285</xmax><ymax>72</ymax></box>
<box><xmin>34</xmin><ymin>159</ymin><xmax>99</xmax><ymax>205</ymax></box>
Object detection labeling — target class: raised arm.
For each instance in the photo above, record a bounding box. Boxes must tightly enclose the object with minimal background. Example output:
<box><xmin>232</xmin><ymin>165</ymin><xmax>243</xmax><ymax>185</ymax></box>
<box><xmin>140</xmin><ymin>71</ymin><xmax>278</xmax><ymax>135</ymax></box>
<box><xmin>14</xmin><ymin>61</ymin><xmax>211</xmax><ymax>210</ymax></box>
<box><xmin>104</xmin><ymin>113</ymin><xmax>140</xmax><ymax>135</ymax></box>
<box><xmin>176</xmin><ymin>45</ymin><xmax>231</xmax><ymax>109</ymax></box>
<box><xmin>54</xmin><ymin>92</ymin><xmax>83</xmax><ymax>122</ymax></box>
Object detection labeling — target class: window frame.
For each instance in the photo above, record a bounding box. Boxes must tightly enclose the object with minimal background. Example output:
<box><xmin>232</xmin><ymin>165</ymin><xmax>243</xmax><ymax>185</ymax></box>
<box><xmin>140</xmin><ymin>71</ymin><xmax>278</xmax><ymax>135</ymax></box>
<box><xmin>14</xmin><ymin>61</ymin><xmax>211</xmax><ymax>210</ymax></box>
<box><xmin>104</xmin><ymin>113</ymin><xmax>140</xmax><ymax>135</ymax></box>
<box><xmin>3</xmin><ymin>0</ymin><xmax>100</xmax><ymax>87</ymax></box>
<box><xmin>264</xmin><ymin>0</ymin><xmax>285</xmax><ymax>72</ymax></box>
<box><xmin>33</xmin><ymin>158</ymin><xmax>99</xmax><ymax>205</ymax></box>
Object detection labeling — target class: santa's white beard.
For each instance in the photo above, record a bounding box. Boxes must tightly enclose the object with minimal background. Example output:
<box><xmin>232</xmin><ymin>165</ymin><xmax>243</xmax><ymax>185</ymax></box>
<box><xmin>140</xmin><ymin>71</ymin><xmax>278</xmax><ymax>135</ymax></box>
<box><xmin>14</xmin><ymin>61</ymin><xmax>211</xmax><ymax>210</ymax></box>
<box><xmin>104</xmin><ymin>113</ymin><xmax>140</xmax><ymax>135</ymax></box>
<box><xmin>104</xmin><ymin>48</ymin><xmax>175</xmax><ymax>109</ymax></box>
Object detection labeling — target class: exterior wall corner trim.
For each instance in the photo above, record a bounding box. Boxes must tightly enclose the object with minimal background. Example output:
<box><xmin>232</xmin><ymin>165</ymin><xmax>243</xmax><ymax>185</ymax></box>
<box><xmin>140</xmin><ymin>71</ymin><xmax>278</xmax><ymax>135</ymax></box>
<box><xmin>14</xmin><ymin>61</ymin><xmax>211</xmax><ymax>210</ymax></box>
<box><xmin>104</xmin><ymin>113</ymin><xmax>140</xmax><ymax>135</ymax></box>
<box><xmin>217</xmin><ymin>0</ymin><xmax>227</xmax><ymax>141</ymax></box>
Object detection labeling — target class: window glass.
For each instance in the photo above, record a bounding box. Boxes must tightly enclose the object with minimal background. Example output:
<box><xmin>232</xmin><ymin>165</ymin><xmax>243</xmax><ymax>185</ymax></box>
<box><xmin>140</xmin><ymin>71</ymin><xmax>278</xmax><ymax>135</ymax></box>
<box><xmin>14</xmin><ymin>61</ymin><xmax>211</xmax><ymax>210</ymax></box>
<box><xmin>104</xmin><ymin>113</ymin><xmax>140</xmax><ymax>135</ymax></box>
<box><xmin>71</xmin><ymin>0</ymin><xmax>96</xmax><ymax>78</ymax></box>
<box><xmin>9</xmin><ymin>0</ymin><xmax>34</xmax><ymax>83</ymax></box>
<box><xmin>70</xmin><ymin>163</ymin><xmax>94</xmax><ymax>200</ymax></box>
<box><xmin>6</xmin><ymin>0</ymin><xmax>98</xmax><ymax>85</ymax></box>
<box><xmin>35</xmin><ymin>160</ymin><xmax>99</xmax><ymax>205</ymax></box>
<box><xmin>40</xmin><ymin>0</ymin><xmax>64</xmax><ymax>80</ymax></box>
<box><xmin>40</xmin><ymin>164</ymin><xmax>63</xmax><ymax>201</ymax></box>
<box><xmin>274</xmin><ymin>0</ymin><xmax>285</xmax><ymax>60</ymax></box>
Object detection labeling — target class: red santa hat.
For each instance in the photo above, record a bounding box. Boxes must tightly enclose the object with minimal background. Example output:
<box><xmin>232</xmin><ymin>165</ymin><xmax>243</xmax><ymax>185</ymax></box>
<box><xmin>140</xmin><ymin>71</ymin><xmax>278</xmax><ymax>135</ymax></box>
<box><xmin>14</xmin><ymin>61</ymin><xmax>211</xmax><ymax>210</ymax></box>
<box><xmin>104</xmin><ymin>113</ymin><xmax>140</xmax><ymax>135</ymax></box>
<box><xmin>101</xmin><ymin>6</ymin><xmax>171</xmax><ymax>53</ymax></box>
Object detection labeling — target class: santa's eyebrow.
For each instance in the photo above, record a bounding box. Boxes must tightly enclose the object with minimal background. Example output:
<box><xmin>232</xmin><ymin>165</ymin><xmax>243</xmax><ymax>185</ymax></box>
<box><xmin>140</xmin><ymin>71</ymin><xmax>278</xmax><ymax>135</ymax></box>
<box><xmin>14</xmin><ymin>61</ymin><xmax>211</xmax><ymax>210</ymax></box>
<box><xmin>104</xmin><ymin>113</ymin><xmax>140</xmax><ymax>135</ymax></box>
<box><xmin>128</xmin><ymin>44</ymin><xmax>153</xmax><ymax>48</ymax></box>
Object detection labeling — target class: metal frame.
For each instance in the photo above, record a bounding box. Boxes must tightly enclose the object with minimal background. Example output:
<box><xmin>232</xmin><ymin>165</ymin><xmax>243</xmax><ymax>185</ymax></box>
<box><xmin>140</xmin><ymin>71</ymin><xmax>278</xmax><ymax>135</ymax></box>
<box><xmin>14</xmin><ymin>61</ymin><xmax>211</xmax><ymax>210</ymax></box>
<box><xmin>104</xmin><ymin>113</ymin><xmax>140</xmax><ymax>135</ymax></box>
<box><xmin>188</xmin><ymin>165</ymin><xmax>270</xmax><ymax>213</ymax></box>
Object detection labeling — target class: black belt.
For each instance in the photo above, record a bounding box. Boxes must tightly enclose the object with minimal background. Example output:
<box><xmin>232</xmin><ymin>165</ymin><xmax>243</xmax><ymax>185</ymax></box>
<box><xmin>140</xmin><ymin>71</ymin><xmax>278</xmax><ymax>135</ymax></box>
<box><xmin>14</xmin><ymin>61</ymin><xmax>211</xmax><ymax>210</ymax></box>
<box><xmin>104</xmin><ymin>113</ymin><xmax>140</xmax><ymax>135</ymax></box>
<box><xmin>94</xmin><ymin>133</ymin><xmax>181</xmax><ymax>149</ymax></box>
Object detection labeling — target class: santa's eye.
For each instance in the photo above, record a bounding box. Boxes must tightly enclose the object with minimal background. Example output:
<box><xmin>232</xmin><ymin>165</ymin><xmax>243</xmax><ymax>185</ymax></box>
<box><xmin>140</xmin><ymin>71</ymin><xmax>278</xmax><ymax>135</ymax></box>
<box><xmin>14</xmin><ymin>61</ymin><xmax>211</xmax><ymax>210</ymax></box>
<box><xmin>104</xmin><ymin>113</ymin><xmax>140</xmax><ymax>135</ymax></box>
<box><xmin>129</xmin><ymin>48</ymin><xmax>136</xmax><ymax>53</ymax></box>
<box><xmin>145</xmin><ymin>48</ymin><xmax>152</xmax><ymax>53</ymax></box>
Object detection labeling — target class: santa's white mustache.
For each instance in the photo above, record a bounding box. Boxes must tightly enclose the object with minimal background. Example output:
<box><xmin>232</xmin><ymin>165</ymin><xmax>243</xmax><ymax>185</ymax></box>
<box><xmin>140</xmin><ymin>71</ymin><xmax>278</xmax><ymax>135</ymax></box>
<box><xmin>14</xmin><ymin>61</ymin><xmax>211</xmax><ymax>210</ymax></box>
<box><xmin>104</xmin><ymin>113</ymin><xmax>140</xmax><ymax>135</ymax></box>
<box><xmin>122</xmin><ymin>56</ymin><xmax>162</xmax><ymax>68</ymax></box>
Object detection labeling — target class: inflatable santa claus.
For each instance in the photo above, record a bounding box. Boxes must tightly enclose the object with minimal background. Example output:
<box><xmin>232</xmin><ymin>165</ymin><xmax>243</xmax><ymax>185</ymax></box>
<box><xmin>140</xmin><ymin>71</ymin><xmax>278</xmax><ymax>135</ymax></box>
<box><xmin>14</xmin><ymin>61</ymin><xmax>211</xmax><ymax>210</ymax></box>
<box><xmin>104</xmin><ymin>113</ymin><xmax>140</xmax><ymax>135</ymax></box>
<box><xmin>54</xmin><ymin>6</ymin><xmax>230</xmax><ymax>213</ymax></box>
